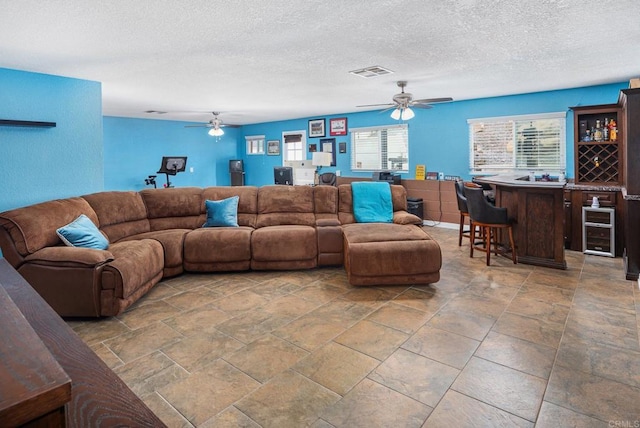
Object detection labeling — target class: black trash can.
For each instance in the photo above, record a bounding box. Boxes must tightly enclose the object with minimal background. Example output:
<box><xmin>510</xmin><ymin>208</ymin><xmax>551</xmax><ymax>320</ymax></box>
<box><xmin>407</xmin><ymin>197</ymin><xmax>424</xmax><ymax>220</ymax></box>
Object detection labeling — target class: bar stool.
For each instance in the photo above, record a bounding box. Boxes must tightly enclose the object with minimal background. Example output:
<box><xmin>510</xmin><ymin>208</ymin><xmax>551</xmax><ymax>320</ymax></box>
<box><xmin>464</xmin><ymin>185</ymin><xmax>517</xmax><ymax>266</ymax></box>
<box><xmin>454</xmin><ymin>180</ymin><xmax>473</xmax><ymax>246</ymax></box>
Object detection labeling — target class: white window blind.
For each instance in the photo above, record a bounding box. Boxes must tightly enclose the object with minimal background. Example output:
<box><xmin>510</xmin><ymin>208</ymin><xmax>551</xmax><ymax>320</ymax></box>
<box><xmin>469</xmin><ymin>112</ymin><xmax>566</xmax><ymax>173</ymax></box>
<box><xmin>283</xmin><ymin>131</ymin><xmax>305</xmax><ymax>161</ymax></box>
<box><xmin>245</xmin><ymin>135</ymin><xmax>265</xmax><ymax>155</ymax></box>
<box><xmin>350</xmin><ymin>124</ymin><xmax>408</xmax><ymax>172</ymax></box>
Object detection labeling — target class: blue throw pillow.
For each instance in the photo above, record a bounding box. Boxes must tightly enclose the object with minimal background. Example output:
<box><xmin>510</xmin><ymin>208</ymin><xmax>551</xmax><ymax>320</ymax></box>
<box><xmin>203</xmin><ymin>196</ymin><xmax>240</xmax><ymax>227</ymax></box>
<box><xmin>56</xmin><ymin>214</ymin><xmax>109</xmax><ymax>250</ymax></box>
<box><xmin>352</xmin><ymin>182</ymin><xmax>393</xmax><ymax>223</ymax></box>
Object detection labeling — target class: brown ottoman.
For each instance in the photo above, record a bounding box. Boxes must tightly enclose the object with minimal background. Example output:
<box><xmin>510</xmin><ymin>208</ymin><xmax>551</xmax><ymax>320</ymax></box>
<box><xmin>342</xmin><ymin>223</ymin><xmax>441</xmax><ymax>286</ymax></box>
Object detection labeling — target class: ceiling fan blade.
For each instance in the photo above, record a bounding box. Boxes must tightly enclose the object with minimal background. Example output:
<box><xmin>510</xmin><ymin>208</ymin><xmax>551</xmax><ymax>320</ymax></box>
<box><xmin>221</xmin><ymin>124</ymin><xmax>241</xmax><ymax>128</ymax></box>
<box><xmin>411</xmin><ymin>97</ymin><xmax>453</xmax><ymax>104</ymax></box>
<box><xmin>412</xmin><ymin>104</ymin><xmax>433</xmax><ymax>109</ymax></box>
<box><xmin>184</xmin><ymin>124</ymin><xmax>211</xmax><ymax>128</ymax></box>
<box><xmin>356</xmin><ymin>103</ymin><xmax>395</xmax><ymax>108</ymax></box>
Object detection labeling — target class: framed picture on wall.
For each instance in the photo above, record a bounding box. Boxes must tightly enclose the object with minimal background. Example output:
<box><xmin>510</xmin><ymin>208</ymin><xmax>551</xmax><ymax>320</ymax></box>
<box><xmin>309</xmin><ymin>143</ymin><xmax>317</xmax><ymax>153</ymax></box>
<box><xmin>308</xmin><ymin>119</ymin><xmax>326</xmax><ymax>138</ymax></box>
<box><xmin>320</xmin><ymin>138</ymin><xmax>336</xmax><ymax>166</ymax></box>
<box><xmin>329</xmin><ymin>117</ymin><xmax>348</xmax><ymax>136</ymax></box>
<box><xmin>267</xmin><ymin>140</ymin><xmax>280</xmax><ymax>155</ymax></box>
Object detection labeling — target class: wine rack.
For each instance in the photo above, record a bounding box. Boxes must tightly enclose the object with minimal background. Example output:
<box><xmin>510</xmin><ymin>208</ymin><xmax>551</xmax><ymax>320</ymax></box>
<box><xmin>571</xmin><ymin>104</ymin><xmax>622</xmax><ymax>185</ymax></box>
<box><xmin>576</xmin><ymin>142</ymin><xmax>619</xmax><ymax>183</ymax></box>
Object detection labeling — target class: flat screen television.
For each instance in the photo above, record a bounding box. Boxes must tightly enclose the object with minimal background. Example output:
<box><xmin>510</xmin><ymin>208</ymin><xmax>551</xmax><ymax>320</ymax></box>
<box><xmin>229</xmin><ymin>159</ymin><xmax>244</xmax><ymax>173</ymax></box>
<box><xmin>157</xmin><ymin>156</ymin><xmax>187</xmax><ymax>175</ymax></box>
<box><xmin>274</xmin><ymin>166</ymin><xmax>294</xmax><ymax>185</ymax></box>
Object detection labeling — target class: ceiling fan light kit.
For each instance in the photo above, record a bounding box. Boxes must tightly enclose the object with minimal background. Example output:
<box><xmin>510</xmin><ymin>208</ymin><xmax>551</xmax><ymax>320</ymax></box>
<box><xmin>208</xmin><ymin>127</ymin><xmax>224</xmax><ymax>137</ymax></box>
<box><xmin>184</xmin><ymin>112</ymin><xmax>239</xmax><ymax>137</ymax></box>
<box><xmin>357</xmin><ymin>81</ymin><xmax>452</xmax><ymax>121</ymax></box>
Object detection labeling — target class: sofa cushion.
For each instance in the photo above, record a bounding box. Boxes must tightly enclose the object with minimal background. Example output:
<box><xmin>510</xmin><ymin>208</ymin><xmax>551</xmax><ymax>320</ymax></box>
<box><xmin>183</xmin><ymin>227</ymin><xmax>253</xmax><ymax>264</ymax></box>
<box><xmin>251</xmin><ymin>225</ymin><xmax>317</xmax><ymax>262</ymax></box>
<box><xmin>256</xmin><ymin>185</ymin><xmax>315</xmax><ymax>227</ymax></box>
<box><xmin>140</xmin><ymin>187</ymin><xmax>203</xmax><ymax>230</ymax></box>
<box><xmin>82</xmin><ymin>191</ymin><xmax>150</xmax><ymax>242</ymax></box>
<box><xmin>204</xmin><ymin>196</ymin><xmax>239</xmax><ymax>227</ymax></box>
<box><xmin>0</xmin><ymin>197</ymin><xmax>99</xmax><ymax>256</ymax></box>
<box><xmin>57</xmin><ymin>214</ymin><xmax>109</xmax><ymax>250</ymax></box>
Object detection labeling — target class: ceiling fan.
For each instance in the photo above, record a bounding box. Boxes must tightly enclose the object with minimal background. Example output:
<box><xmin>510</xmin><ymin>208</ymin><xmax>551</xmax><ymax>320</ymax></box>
<box><xmin>357</xmin><ymin>81</ymin><xmax>452</xmax><ymax>120</ymax></box>
<box><xmin>184</xmin><ymin>112</ymin><xmax>240</xmax><ymax>137</ymax></box>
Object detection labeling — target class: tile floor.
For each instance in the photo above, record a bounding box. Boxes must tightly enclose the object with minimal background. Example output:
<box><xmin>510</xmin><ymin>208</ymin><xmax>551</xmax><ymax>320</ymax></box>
<box><xmin>67</xmin><ymin>227</ymin><xmax>640</xmax><ymax>427</ymax></box>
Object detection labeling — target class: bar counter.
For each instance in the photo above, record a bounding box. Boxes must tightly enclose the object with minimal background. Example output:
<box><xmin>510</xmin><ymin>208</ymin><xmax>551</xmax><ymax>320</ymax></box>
<box><xmin>474</xmin><ymin>174</ymin><xmax>567</xmax><ymax>269</ymax></box>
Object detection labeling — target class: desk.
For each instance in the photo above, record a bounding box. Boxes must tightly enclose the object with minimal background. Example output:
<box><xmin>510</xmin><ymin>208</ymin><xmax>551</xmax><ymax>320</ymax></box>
<box><xmin>474</xmin><ymin>175</ymin><xmax>567</xmax><ymax>269</ymax></box>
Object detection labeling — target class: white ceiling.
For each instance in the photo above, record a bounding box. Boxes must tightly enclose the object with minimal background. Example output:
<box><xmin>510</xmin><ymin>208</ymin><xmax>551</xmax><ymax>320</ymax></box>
<box><xmin>1</xmin><ymin>0</ymin><xmax>639</xmax><ymax>126</ymax></box>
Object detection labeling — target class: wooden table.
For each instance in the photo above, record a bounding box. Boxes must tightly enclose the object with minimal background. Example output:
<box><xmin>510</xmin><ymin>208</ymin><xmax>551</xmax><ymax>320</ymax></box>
<box><xmin>0</xmin><ymin>258</ymin><xmax>166</xmax><ymax>427</ymax></box>
<box><xmin>474</xmin><ymin>175</ymin><xmax>567</xmax><ymax>269</ymax></box>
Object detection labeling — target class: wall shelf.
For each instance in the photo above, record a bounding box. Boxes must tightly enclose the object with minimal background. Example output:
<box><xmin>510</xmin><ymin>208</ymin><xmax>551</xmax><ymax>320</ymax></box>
<box><xmin>0</xmin><ymin>119</ymin><xmax>56</xmax><ymax>128</ymax></box>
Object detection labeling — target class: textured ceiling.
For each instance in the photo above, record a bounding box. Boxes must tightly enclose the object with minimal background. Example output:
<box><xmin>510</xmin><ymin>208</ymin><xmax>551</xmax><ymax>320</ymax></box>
<box><xmin>1</xmin><ymin>0</ymin><xmax>639</xmax><ymax>125</ymax></box>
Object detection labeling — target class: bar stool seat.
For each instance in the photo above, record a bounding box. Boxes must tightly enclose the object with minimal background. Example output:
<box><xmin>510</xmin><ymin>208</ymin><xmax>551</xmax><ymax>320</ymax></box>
<box><xmin>464</xmin><ymin>185</ymin><xmax>517</xmax><ymax>266</ymax></box>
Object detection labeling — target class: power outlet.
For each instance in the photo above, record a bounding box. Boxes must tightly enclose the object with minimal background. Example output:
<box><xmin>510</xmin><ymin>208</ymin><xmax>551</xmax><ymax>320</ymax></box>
<box><xmin>190</xmin><ymin>167</ymin><xmax>194</xmax><ymax>173</ymax></box>
<box><xmin>335</xmin><ymin>170</ymin><xmax>341</xmax><ymax>176</ymax></box>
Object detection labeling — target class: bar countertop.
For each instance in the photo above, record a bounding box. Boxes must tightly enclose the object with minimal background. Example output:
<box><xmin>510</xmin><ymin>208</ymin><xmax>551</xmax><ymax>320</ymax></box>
<box><xmin>474</xmin><ymin>174</ymin><xmax>566</xmax><ymax>189</ymax></box>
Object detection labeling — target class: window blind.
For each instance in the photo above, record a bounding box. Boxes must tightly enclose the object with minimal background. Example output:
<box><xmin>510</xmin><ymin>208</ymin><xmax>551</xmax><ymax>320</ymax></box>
<box><xmin>350</xmin><ymin>124</ymin><xmax>408</xmax><ymax>171</ymax></box>
<box><xmin>468</xmin><ymin>112</ymin><xmax>565</xmax><ymax>173</ymax></box>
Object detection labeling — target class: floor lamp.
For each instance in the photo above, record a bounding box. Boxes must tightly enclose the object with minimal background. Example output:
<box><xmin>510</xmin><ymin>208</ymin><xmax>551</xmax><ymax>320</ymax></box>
<box><xmin>312</xmin><ymin>152</ymin><xmax>333</xmax><ymax>185</ymax></box>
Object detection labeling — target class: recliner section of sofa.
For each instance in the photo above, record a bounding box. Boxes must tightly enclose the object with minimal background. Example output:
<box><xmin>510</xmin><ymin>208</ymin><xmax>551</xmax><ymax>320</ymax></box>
<box><xmin>0</xmin><ymin>184</ymin><xmax>441</xmax><ymax>318</ymax></box>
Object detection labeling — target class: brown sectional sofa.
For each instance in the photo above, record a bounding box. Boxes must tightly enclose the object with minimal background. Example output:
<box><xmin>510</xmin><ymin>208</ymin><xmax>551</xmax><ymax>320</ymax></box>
<box><xmin>0</xmin><ymin>184</ymin><xmax>441</xmax><ymax>318</ymax></box>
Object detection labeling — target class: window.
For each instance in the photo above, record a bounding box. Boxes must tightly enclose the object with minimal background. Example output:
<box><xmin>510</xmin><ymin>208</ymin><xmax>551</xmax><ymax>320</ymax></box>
<box><xmin>350</xmin><ymin>124</ymin><xmax>408</xmax><ymax>172</ymax></box>
<box><xmin>245</xmin><ymin>135</ymin><xmax>265</xmax><ymax>155</ymax></box>
<box><xmin>282</xmin><ymin>130</ymin><xmax>306</xmax><ymax>162</ymax></box>
<box><xmin>468</xmin><ymin>112</ymin><xmax>566</xmax><ymax>173</ymax></box>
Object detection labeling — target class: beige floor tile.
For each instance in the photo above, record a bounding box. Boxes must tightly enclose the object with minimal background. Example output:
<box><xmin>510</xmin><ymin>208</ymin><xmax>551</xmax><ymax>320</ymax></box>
<box><xmin>140</xmin><ymin>282</ymin><xmax>182</xmax><ymax>301</ymax></box>
<box><xmin>260</xmin><ymin>293</ymin><xmax>322</xmax><ymax>319</ymax></box>
<box><xmin>89</xmin><ymin>342</ymin><xmax>123</xmax><ymax>370</ymax></box>
<box><xmin>117</xmin><ymin>299</ymin><xmax>183</xmax><ymax>330</ymax></box>
<box><xmin>293</xmin><ymin>282</ymin><xmax>350</xmax><ymax>303</ymax></box>
<box><xmin>212</xmin><ymin>289</ymin><xmax>271</xmax><ymax>315</ymax></box>
<box><xmin>72</xmin><ymin>316</ymin><xmax>131</xmax><ymax>345</ymax></box>
<box><xmin>423</xmin><ymin>390</ymin><xmax>533</xmax><ymax>427</ymax></box>
<box><xmin>544</xmin><ymin>365</ymin><xmax>640</xmax><ymax>423</ymax></box>
<box><xmin>225</xmin><ymin>334</ymin><xmax>308</xmax><ymax>383</ymax></box>
<box><xmin>475</xmin><ymin>331</ymin><xmax>556</xmax><ymax>379</ymax></box>
<box><xmin>215</xmin><ymin>309</ymin><xmax>286</xmax><ymax>344</ymax></box>
<box><xmin>161</xmin><ymin>330</ymin><xmax>244</xmax><ymax>372</ymax></box>
<box><xmin>322</xmin><ymin>378</ymin><xmax>432</xmax><ymax>428</ymax></box>
<box><xmin>162</xmin><ymin>286</ymin><xmax>224</xmax><ymax>311</ymax></box>
<box><xmin>564</xmin><ymin>302</ymin><xmax>639</xmax><ymax>351</ymax></box>
<box><xmin>506</xmin><ymin>294</ymin><xmax>570</xmax><ymax>324</ymax></box>
<box><xmin>470</xmin><ymin>269</ymin><xmax>530</xmax><ymax>288</ymax></box>
<box><xmin>294</xmin><ymin>341</ymin><xmax>379</xmax><ymax>395</ymax></box>
<box><xmin>516</xmin><ymin>282</ymin><xmax>575</xmax><ymax>306</ymax></box>
<box><xmin>334</xmin><ymin>319</ymin><xmax>409</xmax><ymax>361</ymax></box>
<box><xmin>393</xmin><ymin>288</ymin><xmax>451</xmax><ymax>313</ymax></box>
<box><xmin>492</xmin><ymin>312</ymin><xmax>564</xmax><ymax>348</ymax></box>
<box><xmin>114</xmin><ymin>351</ymin><xmax>190</xmax><ymax>397</ymax></box>
<box><xmin>465</xmin><ymin>277</ymin><xmax>521</xmax><ymax>303</ymax></box>
<box><xmin>338</xmin><ymin>287</ymin><xmax>401</xmax><ymax>309</ymax></box>
<box><xmin>236</xmin><ymin>370</ymin><xmax>340</xmax><ymax>428</ymax></box>
<box><xmin>366</xmin><ymin>301</ymin><xmax>433</xmax><ymax>334</ymax></box>
<box><xmin>573</xmin><ymin>273</ymin><xmax>636</xmax><ymax>310</ymax></box>
<box><xmin>555</xmin><ymin>335</ymin><xmax>640</xmax><ymax>388</ymax></box>
<box><xmin>402</xmin><ymin>325</ymin><xmax>480</xmax><ymax>369</ymax></box>
<box><xmin>141</xmin><ymin>392</ymin><xmax>193</xmax><ymax>428</ymax></box>
<box><xmin>452</xmin><ymin>357</ymin><xmax>546</xmax><ymax>422</ymax></box>
<box><xmin>200</xmin><ymin>406</ymin><xmax>260</xmax><ymax>428</ymax></box>
<box><xmin>428</xmin><ymin>305</ymin><xmax>496</xmax><ymax>341</ymax></box>
<box><xmin>159</xmin><ymin>359</ymin><xmax>260</xmax><ymax>426</ymax></box>
<box><xmin>535</xmin><ymin>401</ymin><xmax>605</xmax><ymax>427</ymax></box>
<box><xmin>247</xmin><ymin>278</ymin><xmax>301</xmax><ymax>300</ymax></box>
<box><xmin>105</xmin><ymin>321</ymin><xmax>183</xmax><ymax>363</ymax></box>
<box><xmin>273</xmin><ymin>313</ymin><xmax>347</xmax><ymax>351</ymax></box>
<box><xmin>162</xmin><ymin>303</ymin><xmax>231</xmax><ymax>337</ymax></box>
<box><xmin>368</xmin><ymin>348</ymin><xmax>459</xmax><ymax>407</ymax></box>
<box><xmin>525</xmin><ymin>268</ymin><xmax>580</xmax><ymax>290</ymax></box>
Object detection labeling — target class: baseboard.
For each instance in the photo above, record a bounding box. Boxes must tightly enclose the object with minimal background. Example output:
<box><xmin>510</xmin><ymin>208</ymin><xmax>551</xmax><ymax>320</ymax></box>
<box><xmin>423</xmin><ymin>220</ymin><xmax>458</xmax><ymax>230</ymax></box>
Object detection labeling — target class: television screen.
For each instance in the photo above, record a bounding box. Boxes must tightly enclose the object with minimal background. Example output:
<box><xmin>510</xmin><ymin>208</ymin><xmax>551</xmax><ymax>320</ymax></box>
<box><xmin>274</xmin><ymin>166</ymin><xmax>294</xmax><ymax>185</ymax></box>
<box><xmin>157</xmin><ymin>156</ymin><xmax>187</xmax><ymax>175</ymax></box>
<box><xmin>229</xmin><ymin>159</ymin><xmax>244</xmax><ymax>173</ymax></box>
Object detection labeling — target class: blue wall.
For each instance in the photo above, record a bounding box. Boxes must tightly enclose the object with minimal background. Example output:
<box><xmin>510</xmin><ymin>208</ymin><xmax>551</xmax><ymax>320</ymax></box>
<box><xmin>103</xmin><ymin>117</ymin><xmax>239</xmax><ymax>190</ymax></box>
<box><xmin>0</xmin><ymin>68</ymin><xmax>103</xmax><ymax>212</ymax></box>
<box><xmin>240</xmin><ymin>82</ymin><xmax>628</xmax><ymax>186</ymax></box>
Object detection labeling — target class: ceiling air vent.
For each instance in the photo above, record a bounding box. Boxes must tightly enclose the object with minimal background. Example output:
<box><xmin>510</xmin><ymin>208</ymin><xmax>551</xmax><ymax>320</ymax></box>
<box><xmin>349</xmin><ymin>66</ymin><xmax>394</xmax><ymax>78</ymax></box>
<box><xmin>144</xmin><ymin>110</ymin><xmax>167</xmax><ymax>114</ymax></box>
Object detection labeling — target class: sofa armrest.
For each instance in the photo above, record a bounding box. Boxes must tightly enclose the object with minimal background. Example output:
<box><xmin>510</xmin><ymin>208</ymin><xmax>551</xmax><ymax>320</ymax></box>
<box><xmin>24</xmin><ymin>247</ymin><xmax>114</xmax><ymax>268</ymax></box>
<box><xmin>393</xmin><ymin>210</ymin><xmax>422</xmax><ymax>225</ymax></box>
<box><xmin>316</xmin><ymin>218</ymin><xmax>341</xmax><ymax>227</ymax></box>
